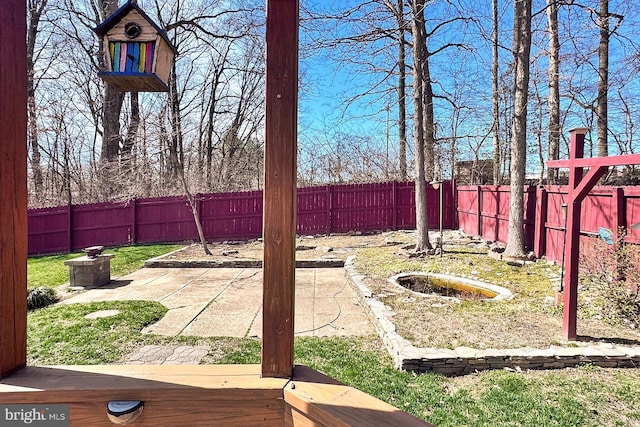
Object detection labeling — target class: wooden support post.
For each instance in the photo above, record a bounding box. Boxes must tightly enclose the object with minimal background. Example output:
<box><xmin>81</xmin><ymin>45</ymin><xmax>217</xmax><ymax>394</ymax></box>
<box><xmin>326</xmin><ymin>185</ymin><xmax>332</xmax><ymax>234</ymax></box>
<box><xmin>548</xmin><ymin>129</ymin><xmax>640</xmax><ymax>340</ymax></box>
<box><xmin>130</xmin><ymin>198</ymin><xmax>137</xmax><ymax>244</ymax></box>
<box><xmin>392</xmin><ymin>181</ymin><xmax>398</xmax><ymax>230</ymax></box>
<box><xmin>476</xmin><ymin>185</ymin><xmax>482</xmax><ymax>237</ymax></box>
<box><xmin>0</xmin><ymin>0</ymin><xmax>27</xmax><ymax>377</ymax></box>
<box><xmin>534</xmin><ymin>187</ymin><xmax>548</xmax><ymax>258</ymax></box>
<box><xmin>494</xmin><ymin>187</ymin><xmax>500</xmax><ymax>242</ymax></box>
<box><xmin>612</xmin><ymin>187</ymin><xmax>624</xmax><ymax>238</ymax></box>
<box><xmin>262</xmin><ymin>0</ymin><xmax>299</xmax><ymax>379</ymax></box>
<box><xmin>561</xmin><ymin>128</ymin><xmax>587</xmax><ymax>340</ymax></box>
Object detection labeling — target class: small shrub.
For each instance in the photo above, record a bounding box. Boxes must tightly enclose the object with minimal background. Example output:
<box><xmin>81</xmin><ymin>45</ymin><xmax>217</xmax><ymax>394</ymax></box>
<box><xmin>27</xmin><ymin>286</ymin><xmax>59</xmax><ymax>310</ymax></box>
<box><xmin>580</xmin><ymin>229</ymin><xmax>640</xmax><ymax>327</ymax></box>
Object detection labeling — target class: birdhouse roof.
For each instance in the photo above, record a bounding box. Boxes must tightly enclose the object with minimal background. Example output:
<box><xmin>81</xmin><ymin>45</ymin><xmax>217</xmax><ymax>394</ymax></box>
<box><xmin>94</xmin><ymin>0</ymin><xmax>177</xmax><ymax>54</ymax></box>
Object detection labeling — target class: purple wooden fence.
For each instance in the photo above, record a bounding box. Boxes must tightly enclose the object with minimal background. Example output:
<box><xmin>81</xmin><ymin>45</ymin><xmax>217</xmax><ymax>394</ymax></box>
<box><xmin>457</xmin><ymin>185</ymin><xmax>640</xmax><ymax>263</ymax></box>
<box><xmin>457</xmin><ymin>186</ymin><xmax>537</xmax><ymax>250</ymax></box>
<box><xmin>28</xmin><ymin>181</ymin><xmax>456</xmax><ymax>255</ymax></box>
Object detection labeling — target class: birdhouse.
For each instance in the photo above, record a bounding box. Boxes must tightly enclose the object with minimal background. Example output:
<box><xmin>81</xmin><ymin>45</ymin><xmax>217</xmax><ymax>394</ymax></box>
<box><xmin>93</xmin><ymin>0</ymin><xmax>176</xmax><ymax>92</ymax></box>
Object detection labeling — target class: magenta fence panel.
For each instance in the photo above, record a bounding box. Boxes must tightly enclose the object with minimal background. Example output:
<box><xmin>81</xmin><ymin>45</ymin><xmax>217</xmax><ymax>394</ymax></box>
<box><xmin>440</xmin><ymin>180</ymin><xmax>457</xmax><ymax>231</ymax></box>
<box><xmin>456</xmin><ymin>186</ymin><xmax>481</xmax><ymax>236</ymax></box>
<box><xmin>458</xmin><ymin>184</ymin><xmax>640</xmax><ymax>263</ymax></box>
<box><xmin>395</xmin><ymin>181</ymin><xmax>417</xmax><ymax>229</ymax></box>
<box><xmin>330</xmin><ymin>183</ymin><xmax>394</xmax><ymax>233</ymax></box>
<box><xmin>625</xmin><ymin>187</ymin><xmax>640</xmax><ymax>241</ymax></box>
<box><xmin>71</xmin><ymin>202</ymin><xmax>132</xmax><ymax>250</ymax></box>
<box><xmin>297</xmin><ymin>186</ymin><xmax>330</xmax><ymax>235</ymax></box>
<box><xmin>200</xmin><ymin>191</ymin><xmax>263</xmax><ymax>241</ymax></box>
<box><xmin>543</xmin><ymin>186</ymin><xmax>569</xmax><ymax>263</ymax></box>
<box><xmin>135</xmin><ymin>196</ymin><xmax>196</xmax><ymax>244</ymax></box>
<box><xmin>28</xmin><ymin>181</ymin><xmax>457</xmax><ymax>255</ymax></box>
<box><xmin>28</xmin><ymin>206</ymin><xmax>70</xmax><ymax>255</ymax></box>
<box><xmin>458</xmin><ymin>186</ymin><xmax>536</xmax><ymax>250</ymax></box>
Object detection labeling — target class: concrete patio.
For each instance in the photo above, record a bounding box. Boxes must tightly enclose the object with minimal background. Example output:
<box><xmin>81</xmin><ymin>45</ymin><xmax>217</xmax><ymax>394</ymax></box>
<box><xmin>62</xmin><ymin>267</ymin><xmax>375</xmax><ymax>338</ymax></box>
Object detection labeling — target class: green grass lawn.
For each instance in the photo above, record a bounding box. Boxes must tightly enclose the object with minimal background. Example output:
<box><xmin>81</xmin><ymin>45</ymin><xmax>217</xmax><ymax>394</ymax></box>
<box><xmin>27</xmin><ymin>244</ymin><xmax>183</xmax><ymax>290</ymax></box>
<box><xmin>24</xmin><ymin>242</ymin><xmax>640</xmax><ymax>426</ymax></box>
<box><xmin>26</xmin><ymin>300</ymin><xmax>640</xmax><ymax>426</ymax></box>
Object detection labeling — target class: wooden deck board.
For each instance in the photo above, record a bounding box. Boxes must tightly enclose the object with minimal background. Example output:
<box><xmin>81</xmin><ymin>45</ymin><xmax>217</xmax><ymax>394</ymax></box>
<box><xmin>0</xmin><ymin>365</ymin><xmax>431</xmax><ymax>426</ymax></box>
<box><xmin>285</xmin><ymin>365</ymin><xmax>432</xmax><ymax>427</ymax></box>
<box><xmin>0</xmin><ymin>365</ymin><xmax>286</xmax><ymax>426</ymax></box>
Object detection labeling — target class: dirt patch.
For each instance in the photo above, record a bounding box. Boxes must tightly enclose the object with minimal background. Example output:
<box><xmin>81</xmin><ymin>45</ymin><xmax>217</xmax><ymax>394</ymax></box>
<box><xmin>157</xmin><ymin>232</ymin><xmax>412</xmax><ymax>262</ymax></box>
<box><xmin>356</xmin><ymin>236</ymin><xmax>640</xmax><ymax>349</ymax></box>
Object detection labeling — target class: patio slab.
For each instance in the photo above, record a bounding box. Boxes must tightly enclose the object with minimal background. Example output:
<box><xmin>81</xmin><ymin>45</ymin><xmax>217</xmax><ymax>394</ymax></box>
<box><xmin>62</xmin><ymin>267</ymin><xmax>374</xmax><ymax>338</ymax></box>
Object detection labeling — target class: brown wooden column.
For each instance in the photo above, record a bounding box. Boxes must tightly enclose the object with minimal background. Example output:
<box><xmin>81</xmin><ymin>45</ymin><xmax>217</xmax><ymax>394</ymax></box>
<box><xmin>262</xmin><ymin>0</ymin><xmax>299</xmax><ymax>378</ymax></box>
<box><xmin>0</xmin><ymin>0</ymin><xmax>28</xmax><ymax>377</ymax></box>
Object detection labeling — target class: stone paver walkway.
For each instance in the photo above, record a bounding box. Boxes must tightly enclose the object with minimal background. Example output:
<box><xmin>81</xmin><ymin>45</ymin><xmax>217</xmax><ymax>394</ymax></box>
<box><xmin>127</xmin><ymin>345</ymin><xmax>210</xmax><ymax>365</ymax></box>
<box><xmin>64</xmin><ymin>267</ymin><xmax>374</xmax><ymax>338</ymax></box>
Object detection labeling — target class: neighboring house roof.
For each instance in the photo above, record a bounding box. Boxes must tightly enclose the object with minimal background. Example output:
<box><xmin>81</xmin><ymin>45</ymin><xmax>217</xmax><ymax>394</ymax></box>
<box><xmin>93</xmin><ymin>0</ymin><xmax>177</xmax><ymax>54</ymax></box>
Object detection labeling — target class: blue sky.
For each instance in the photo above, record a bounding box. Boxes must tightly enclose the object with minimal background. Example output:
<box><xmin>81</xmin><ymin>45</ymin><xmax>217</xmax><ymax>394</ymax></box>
<box><xmin>296</xmin><ymin>0</ymin><xmax>640</xmax><ymax>180</ymax></box>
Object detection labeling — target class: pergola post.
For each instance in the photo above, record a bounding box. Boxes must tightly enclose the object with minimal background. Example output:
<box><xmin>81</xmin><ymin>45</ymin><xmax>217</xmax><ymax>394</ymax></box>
<box><xmin>547</xmin><ymin>128</ymin><xmax>640</xmax><ymax>340</ymax></box>
<box><xmin>561</xmin><ymin>128</ymin><xmax>587</xmax><ymax>340</ymax></box>
<box><xmin>262</xmin><ymin>0</ymin><xmax>299</xmax><ymax>378</ymax></box>
<box><xmin>0</xmin><ymin>0</ymin><xmax>28</xmax><ymax>378</ymax></box>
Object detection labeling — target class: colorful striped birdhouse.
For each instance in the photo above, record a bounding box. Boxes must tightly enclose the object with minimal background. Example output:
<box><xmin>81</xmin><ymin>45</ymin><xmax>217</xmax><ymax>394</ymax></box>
<box><xmin>94</xmin><ymin>0</ymin><xmax>176</xmax><ymax>92</ymax></box>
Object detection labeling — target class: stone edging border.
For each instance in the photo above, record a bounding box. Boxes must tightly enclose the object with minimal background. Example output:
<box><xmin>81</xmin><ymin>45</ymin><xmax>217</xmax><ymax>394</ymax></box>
<box><xmin>144</xmin><ymin>247</ymin><xmax>344</xmax><ymax>268</ymax></box>
<box><xmin>344</xmin><ymin>256</ymin><xmax>640</xmax><ymax>375</ymax></box>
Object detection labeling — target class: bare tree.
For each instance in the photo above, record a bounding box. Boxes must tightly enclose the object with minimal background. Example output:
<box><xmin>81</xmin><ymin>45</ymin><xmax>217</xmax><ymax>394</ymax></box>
<box><xmin>491</xmin><ymin>0</ymin><xmax>501</xmax><ymax>185</ymax></box>
<box><xmin>27</xmin><ymin>0</ymin><xmax>49</xmax><ymax>195</ymax></box>
<box><xmin>505</xmin><ymin>0</ymin><xmax>532</xmax><ymax>258</ymax></box>
<box><xmin>410</xmin><ymin>0</ymin><xmax>431</xmax><ymax>252</ymax></box>
<box><xmin>546</xmin><ymin>0</ymin><xmax>560</xmax><ymax>183</ymax></box>
<box><xmin>384</xmin><ymin>0</ymin><xmax>409</xmax><ymax>181</ymax></box>
<box><xmin>595</xmin><ymin>0</ymin><xmax>623</xmax><ymax>157</ymax></box>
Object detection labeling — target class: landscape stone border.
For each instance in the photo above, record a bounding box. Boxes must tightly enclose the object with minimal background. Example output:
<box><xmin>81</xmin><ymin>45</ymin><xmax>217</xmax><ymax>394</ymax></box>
<box><xmin>144</xmin><ymin>246</ymin><xmax>344</xmax><ymax>268</ymax></box>
<box><xmin>344</xmin><ymin>256</ymin><xmax>640</xmax><ymax>375</ymax></box>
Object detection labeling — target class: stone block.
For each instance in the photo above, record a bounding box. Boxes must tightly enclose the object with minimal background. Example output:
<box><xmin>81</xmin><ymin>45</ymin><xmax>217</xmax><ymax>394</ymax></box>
<box><xmin>455</xmin><ymin>346</ymin><xmax>479</xmax><ymax>358</ymax></box>
<box><xmin>65</xmin><ymin>254</ymin><xmax>114</xmax><ymax>288</ymax></box>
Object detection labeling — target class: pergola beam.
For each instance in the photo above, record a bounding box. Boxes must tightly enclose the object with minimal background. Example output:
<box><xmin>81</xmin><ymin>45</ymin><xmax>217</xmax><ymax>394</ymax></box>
<box><xmin>547</xmin><ymin>153</ymin><xmax>640</xmax><ymax>169</ymax></box>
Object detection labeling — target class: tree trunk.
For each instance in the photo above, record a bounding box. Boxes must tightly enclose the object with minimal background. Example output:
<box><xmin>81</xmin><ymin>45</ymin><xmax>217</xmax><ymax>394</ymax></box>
<box><xmin>411</xmin><ymin>0</ymin><xmax>431</xmax><ymax>252</ymax></box>
<box><xmin>121</xmin><ymin>92</ymin><xmax>140</xmax><ymax>167</ymax></box>
<box><xmin>179</xmin><ymin>169</ymin><xmax>211</xmax><ymax>256</ymax></box>
<box><xmin>546</xmin><ymin>0</ymin><xmax>560</xmax><ymax>183</ymax></box>
<box><xmin>168</xmin><ymin>63</ymin><xmax>183</xmax><ymax>181</ymax></box>
<box><xmin>505</xmin><ymin>0</ymin><xmax>532</xmax><ymax>258</ymax></box>
<box><xmin>27</xmin><ymin>0</ymin><xmax>47</xmax><ymax>196</ymax></box>
<box><xmin>423</xmin><ymin>51</ymin><xmax>436</xmax><ymax>182</ymax></box>
<box><xmin>98</xmin><ymin>0</ymin><xmax>124</xmax><ymax>164</ymax></box>
<box><xmin>168</xmin><ymin>64</ymin><xmax>211</xmax><ymax>255</ymax></box>
<box><xmin>396</xmin><ymin>0</ymin><xmax>408</xmax><ymax>181</ymax></box>
<box><xmin>492</xmin><ymin>0</ymin><xmax>501</xmax><ymax>185</ymax></box>
<box><xmin>596</xmin><ymin>0</ymin><xmax>609</xmax><ymax>157</ymax></box>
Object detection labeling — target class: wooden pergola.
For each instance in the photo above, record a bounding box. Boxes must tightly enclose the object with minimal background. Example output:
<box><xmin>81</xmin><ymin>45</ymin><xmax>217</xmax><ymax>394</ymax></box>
<box><xmin>547</xmin><ymin>128</ymin><xmax>640</xmax><ymax>340</ymax></box>
<box><xmin>0</xmin><ymin>0</ymin><xmax>428</xmax><ymax>425</ymax></box>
